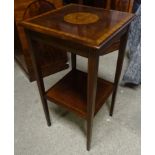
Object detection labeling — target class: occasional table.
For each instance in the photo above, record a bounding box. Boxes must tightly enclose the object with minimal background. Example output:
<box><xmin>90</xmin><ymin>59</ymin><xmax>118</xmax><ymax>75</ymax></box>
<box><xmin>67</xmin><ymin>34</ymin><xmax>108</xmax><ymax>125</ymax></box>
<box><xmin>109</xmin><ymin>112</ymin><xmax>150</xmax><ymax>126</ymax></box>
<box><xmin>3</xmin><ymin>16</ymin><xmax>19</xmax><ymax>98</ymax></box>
<box><xmin>21</xmin><ymin>4</ymin><xmax>135</xmax><ymax>150</ymax></box>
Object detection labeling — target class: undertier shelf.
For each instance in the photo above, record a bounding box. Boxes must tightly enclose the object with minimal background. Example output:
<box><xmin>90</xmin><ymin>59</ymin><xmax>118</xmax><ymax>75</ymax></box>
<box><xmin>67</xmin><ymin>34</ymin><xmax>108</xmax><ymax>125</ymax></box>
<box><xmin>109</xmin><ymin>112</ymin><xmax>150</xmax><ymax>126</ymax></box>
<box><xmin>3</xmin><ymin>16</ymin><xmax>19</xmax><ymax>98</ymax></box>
<box><xmin>45</xmin><ymin>69</ymin><xmax>114</xmax><ymax>119</ymax></box>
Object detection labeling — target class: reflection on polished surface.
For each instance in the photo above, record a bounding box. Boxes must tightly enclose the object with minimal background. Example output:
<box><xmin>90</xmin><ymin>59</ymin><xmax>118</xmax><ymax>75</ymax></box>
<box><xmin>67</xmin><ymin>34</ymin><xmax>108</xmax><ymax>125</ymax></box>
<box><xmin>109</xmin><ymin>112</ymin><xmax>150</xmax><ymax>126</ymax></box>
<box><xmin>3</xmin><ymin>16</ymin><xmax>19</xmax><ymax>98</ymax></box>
<box><xmin>22</xmin><ymin>4</ymin><xmax>134</xmax><ymax>47</ymax></box>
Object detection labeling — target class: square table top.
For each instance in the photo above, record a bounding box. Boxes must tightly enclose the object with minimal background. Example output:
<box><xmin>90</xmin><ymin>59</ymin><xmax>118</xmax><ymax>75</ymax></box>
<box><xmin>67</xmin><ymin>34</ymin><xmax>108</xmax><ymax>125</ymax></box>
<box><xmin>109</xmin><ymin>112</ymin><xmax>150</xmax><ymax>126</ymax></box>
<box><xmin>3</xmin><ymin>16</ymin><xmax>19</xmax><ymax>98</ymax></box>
<box><xmin>21</xmin><ymin>4</ymin><xmax>134</xmax><ymax>49</ymax></box>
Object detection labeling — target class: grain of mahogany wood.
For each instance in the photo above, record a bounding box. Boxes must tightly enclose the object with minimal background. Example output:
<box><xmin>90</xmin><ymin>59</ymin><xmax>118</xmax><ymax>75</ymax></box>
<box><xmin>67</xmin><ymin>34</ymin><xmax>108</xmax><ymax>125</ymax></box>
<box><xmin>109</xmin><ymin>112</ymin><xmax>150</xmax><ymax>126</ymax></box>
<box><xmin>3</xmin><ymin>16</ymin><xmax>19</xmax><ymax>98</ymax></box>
<box><xmin>14</xmin><ymin>0</ymin><xmax>68</xmax><ymax>81</ymax></box>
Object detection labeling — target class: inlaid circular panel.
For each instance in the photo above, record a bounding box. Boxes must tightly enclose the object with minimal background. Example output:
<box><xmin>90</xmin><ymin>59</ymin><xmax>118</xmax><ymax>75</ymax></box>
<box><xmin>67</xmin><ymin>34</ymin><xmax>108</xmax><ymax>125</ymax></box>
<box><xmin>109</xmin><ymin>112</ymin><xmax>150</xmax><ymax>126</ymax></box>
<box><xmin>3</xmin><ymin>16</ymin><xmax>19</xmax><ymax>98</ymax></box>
<box><xmin>64</xmin><ymin>12</ymin><xmax>99</xmax><ymax>25</ymax></box>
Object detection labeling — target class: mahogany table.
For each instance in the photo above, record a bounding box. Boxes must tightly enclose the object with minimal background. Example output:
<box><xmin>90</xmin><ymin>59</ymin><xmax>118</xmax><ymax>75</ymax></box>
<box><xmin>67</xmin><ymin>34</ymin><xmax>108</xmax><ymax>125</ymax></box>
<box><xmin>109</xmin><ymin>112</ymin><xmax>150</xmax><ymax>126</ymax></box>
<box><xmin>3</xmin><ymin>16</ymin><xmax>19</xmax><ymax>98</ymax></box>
<box><xmin>21</xmin><ymin>4</ymin><xmax>135</xmax><ymax>150</ymax></box>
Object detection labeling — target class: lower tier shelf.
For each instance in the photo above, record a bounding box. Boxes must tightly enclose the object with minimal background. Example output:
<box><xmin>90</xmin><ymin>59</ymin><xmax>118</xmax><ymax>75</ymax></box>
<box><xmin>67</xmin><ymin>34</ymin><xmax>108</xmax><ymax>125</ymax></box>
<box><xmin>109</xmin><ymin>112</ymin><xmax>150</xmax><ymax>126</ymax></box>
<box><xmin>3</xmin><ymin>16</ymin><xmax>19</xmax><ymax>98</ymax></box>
<box><xmin>45</xmin><ymin>69</ymin><xmax>114</xmax><ymax>119</ymax></box>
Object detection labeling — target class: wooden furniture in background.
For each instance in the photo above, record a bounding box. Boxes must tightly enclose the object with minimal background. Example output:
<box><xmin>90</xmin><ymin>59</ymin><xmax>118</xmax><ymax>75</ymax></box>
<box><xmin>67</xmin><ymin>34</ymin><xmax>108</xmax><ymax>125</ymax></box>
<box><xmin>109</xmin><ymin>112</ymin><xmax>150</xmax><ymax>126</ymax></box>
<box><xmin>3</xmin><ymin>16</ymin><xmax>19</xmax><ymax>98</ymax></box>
<box><xmin>14</xmin><ymin>0</ymin><xmax>68</xmax><ymax>81</ymax></box>
<box><xmin>76</xmin><ymin>0</ymin><xmax>134</xmax><ymax>12</ymax></box>
<box><xmin>100</xmin><ymin>0</ymin><xmax>134</xmax><ymax>12</ymax></box>
<box><xmin>21</xmin><ymin>4</ymin><xmax>135</xmax><ymax>150</ymax></box>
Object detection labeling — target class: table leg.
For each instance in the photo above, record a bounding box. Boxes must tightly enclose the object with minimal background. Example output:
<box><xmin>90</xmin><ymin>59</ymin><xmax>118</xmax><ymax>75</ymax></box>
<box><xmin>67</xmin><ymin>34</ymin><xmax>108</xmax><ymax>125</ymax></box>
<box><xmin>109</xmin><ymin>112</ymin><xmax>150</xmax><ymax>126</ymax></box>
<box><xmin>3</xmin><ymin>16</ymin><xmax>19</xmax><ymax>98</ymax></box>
<box><xmin>71</xmin><ymin>53</ymin><xmax>76</xmax><ymax>70</ymax></box>
<box><xmin>25</xmin><ymin>30</ymin><xmax>51</xmax><ymax>126</ymax></box>
<box><xmin>110</xmin><ymin>30</ymin><xmax>129</xmax><ymax>116</ymax></box>
<box><xmin>87</xmin><ymin>54</ymin><xmax>99</xmax><ymax>151</ymax></box>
